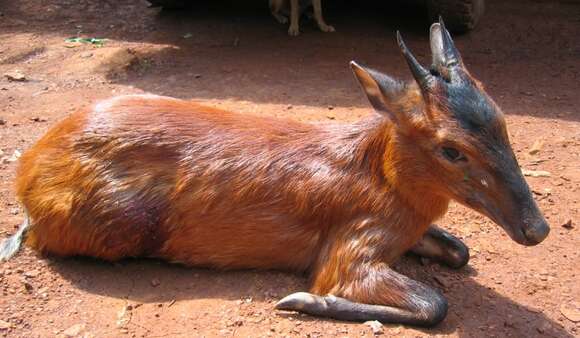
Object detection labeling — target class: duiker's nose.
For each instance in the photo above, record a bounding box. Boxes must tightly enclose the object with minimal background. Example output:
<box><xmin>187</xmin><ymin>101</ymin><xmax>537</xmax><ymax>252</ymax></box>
<box><xmin>522</xmin><ymin>219</ymin><xmax>550</xmax><ymax>246</ymax></box>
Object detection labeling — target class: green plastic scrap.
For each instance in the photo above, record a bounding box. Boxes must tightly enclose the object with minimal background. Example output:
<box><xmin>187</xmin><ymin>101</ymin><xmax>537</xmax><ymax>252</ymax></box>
<box><xmin>65</xmin><ymin>37</ymin><xmax>106</xmax><ymax>46</ymax></box>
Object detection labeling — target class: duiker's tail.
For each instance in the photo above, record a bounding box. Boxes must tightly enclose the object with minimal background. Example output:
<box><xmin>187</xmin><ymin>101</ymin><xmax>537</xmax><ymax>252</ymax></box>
<box><xmin>0</xmin><ymin>211</ymin><xmax>30</xmax><ymax>261</ymax></box>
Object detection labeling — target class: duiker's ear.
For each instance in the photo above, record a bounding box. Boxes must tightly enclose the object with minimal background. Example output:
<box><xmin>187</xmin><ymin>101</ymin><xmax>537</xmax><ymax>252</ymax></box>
<box><xmin>350</xmin><ymin>61</ymin><xmax>408</xmax><ymax>124</ymax></box>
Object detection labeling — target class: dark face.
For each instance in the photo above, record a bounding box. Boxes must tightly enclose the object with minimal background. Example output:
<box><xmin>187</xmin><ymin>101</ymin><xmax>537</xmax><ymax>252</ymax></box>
<box><xmin>351</xmin><ymin>18</ymin><xmax>550</xmax><ymax>246</ymax></box>
<box><xmin>428</xmin><ymin>77</ymin><xmax>550</xmax><ymax>246</ymax></box>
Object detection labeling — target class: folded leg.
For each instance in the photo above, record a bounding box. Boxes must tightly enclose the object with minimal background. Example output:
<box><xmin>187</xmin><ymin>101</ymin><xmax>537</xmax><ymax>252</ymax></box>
<box><xmin>276</xmin><ymin>219</ymin><xmax>448</xmax><ymax>326</ymax></box>
<box><xmin>409</xmin><ymin>224</ymin><xmax>469</xmax><ymax>269</ymax></box>
<box><xmin>276</xmin><ymin>262</ymin><xmax>447</xmax><ymax>327</ymax></box>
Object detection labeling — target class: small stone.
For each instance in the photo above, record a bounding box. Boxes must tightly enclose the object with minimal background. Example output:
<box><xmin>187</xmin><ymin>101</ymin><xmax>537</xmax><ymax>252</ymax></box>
<box><xmin>23</xmin><ymin>281</ymin><xmax>33</xmax><ymax>293</ymax></box>
<box><xmin>560</xmin><ymin>301</ymin><xmax>580</xmax><ymax>322</ymax></box>
<box><xmin>328</xmin><ymin>105</ymin><xmax>334</xmax><ymax>110</ymax></box>
<box><xmin>63</xmin><ymin>323</ymin><xmax>85</xmax><ymax>337</ymax></box>
<box><xmin>526</xmin><ymin>307</ymin><xmax>543</xmax><ymax>314</ymax></box>
<box><xmin>0</xmin><ymin>319</ymin><xmax>12</xmax><ymax>330</ymax></box>
<box><xmin>4</xmin><ymin>71</ymin><xmax>27</xmax><ymax>82</ymax></box>
<box><xmin>528</xmin><ymin>140</ymin><xmax>544</xmax><ymax>155</ymax></box>
<box><xmin>536</xmin><ymin>322</ymin><xmax>552</xmax><ymax>334</ymax></box>
<box><xmin>433</xmin><ymin>275</ymin><xmax>449</xmax><ymax>288</ymax></box>
<box><xmin>193</xmin><ymin>74</ymin><xmax>202</xmax><ymax>79</ymax></box>
<box><xmin>0</xmin><ymin>119</ymin><xmax>5</xmax><ymax>125</ymax></box>
<box><xmin>117</xmin><ymin>305</ymin><xmax>131</xmax><ymax>328</ymax></box>
<box><xmin>522</xmin><ymin>169</ymin><xmax>551</xmax><ymax>178</ymax></box>
<box><xmin>2</xmin><ymin>149</ymin><xmax>21</xmax><ymax>163</ymax></box>
<box><xmin>24</xmin><ymin>270</ymin><xmax>39</xmax><ymax>278</ymax></box>
<box><xmin>364</xmin><ymin>320</ymin><xmax>383</xmax><ymax>335</ymax></box>
<box><xmin>504</xmin><ymin>318</ymin><xmax>515</xmax><ymax>328</ymax></box>
<box><xmin>150</xmin><ymin>278</ymin><xmax>160</xmax><ymax>287</ymax></box>
<box><xmin>30</xmin><ymin>117</ymin><xmax>47</xmax><ymax>123</ymax></box>
<box><xmin>80</xmin><ymin>52</ymin><xmax>93</xmax><ymax>58</ymax></box>
<box><xmin>561</xmin><ymin>220</ymin><xmax>573</xmax><ymax>229</ymax></box>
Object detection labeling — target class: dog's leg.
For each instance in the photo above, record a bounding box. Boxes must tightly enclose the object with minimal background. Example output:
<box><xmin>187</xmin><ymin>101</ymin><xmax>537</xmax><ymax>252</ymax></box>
<box><xmin>288</xmin><ymin>0</ymin><xmax>300</xmax><ymax>36</ymax></box>
<box><xmin>312</xmin><ymin>0</ymin><xmax>335</xmax><ymax>32</ymax></box>
<box><xmin>269</xmin><ymin>0</ymin><xmax>288</xmax><ymax>24</ymax></box>
<box><xmin>409</xmin><ymin>224</ymin><xmax>469</xmax><ymax>269</ymax></box>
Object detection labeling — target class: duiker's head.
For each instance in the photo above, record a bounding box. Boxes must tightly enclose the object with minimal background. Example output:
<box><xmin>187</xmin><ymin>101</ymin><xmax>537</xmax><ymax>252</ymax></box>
<box><xmin>351</xmin><ymin>19</ymin><xmax>549</xmax><ymax>246</ymax></box>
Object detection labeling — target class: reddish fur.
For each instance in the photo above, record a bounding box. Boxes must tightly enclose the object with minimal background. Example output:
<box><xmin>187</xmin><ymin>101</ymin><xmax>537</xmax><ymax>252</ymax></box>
<box><xmin>16</xmin><ymin>94</ymin><xmax>450</xmax><ymax>298</ymax></box>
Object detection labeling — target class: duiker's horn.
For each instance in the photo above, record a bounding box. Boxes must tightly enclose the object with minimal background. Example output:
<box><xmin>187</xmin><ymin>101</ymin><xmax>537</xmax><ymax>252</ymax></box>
<box><xmin>430</xmin><ymin>17</ymin><xmax>463</xmax><ymax>80</ymax></box>
<box><xmin>396</xmin><ymin>31</ymin><xmax>435</xmax><ymax>93</ymax></box>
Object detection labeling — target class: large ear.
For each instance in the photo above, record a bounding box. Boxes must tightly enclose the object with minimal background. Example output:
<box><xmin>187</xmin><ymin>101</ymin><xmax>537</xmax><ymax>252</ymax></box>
<box><xmin>350</xmin><ymin>61</ymin><xmax>409</xmax><ymax>124</ymax></box>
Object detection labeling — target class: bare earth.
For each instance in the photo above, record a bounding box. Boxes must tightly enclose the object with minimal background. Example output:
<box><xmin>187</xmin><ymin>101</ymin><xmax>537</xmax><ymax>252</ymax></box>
<box><xmin>0</xmin><ymin>0</ymin><xmax>579</xmax><ymax>337</ymax></box>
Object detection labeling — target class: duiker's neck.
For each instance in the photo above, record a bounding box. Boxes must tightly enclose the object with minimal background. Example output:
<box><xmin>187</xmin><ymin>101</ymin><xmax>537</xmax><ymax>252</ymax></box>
<box><xmin>320</xmin><ymin>115</ymin><xmax>449</xmax><ymax>224</ymax></box>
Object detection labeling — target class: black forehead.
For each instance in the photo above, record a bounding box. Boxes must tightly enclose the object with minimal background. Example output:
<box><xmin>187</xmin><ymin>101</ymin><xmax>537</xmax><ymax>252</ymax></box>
<box><xmin>444</xmin><ymin>83</ymin><xmax>499</xmax><ymax>133</ymax></box>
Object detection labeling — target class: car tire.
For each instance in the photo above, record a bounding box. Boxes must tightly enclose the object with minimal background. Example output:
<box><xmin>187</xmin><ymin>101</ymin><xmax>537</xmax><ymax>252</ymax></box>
<box><xmin>147</xmin><ymin>0</ymin><xmax>189</xmax><ymax>9</ymax></box>
<box><xmin>427</xmin><ymin>0</ymin><xmax>485</xmax><ymax>33</ymax></box>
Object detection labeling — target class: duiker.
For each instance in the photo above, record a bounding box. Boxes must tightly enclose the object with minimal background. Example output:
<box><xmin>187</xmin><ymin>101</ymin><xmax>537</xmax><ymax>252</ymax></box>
<box><xmin>0</xmin><ymin>19</ymin><xmax>549</xmax><ymax>326</ymax></box>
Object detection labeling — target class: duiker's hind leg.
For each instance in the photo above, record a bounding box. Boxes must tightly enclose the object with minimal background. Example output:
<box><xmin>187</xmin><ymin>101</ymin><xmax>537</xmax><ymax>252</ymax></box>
<box><xmin>410</xmin><ymin>225</ymin><xmax>469</xmax><ymax>269</ymax></box>
<box><xmin>276</xmin><ymin>263</ymin><xmax>447</xmax><ymax>327</ymax></box>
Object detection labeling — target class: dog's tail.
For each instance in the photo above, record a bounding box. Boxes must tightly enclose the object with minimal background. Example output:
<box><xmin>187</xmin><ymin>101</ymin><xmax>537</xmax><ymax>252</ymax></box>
<box><xmin>0</xmin><ymin>211</ymin><xmax>30</xmax><ymax>261</ymax></box>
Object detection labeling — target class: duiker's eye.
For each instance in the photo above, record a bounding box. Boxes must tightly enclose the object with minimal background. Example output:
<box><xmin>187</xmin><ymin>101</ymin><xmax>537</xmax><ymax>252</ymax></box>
<box><xmin>442</xmin><ymin>147</ymin><xmax>466</xmax><ymax>162</ymax></box>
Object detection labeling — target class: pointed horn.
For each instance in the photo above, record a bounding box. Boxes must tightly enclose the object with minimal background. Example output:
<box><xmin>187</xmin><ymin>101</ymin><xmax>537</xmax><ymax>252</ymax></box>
<box><xmin>396</xmin><ymin>31</ymin><xmax>436</xmax><ymax>93</ymax></box>
<box><xmin>439</xmin><ymin>16</ymin><xmax>462</xmax><ymax>68</ymax></box>
<box><xmin>429</xmin><ymin>22</ymin><xmax>445</xmax><ymax>72</ymax></box>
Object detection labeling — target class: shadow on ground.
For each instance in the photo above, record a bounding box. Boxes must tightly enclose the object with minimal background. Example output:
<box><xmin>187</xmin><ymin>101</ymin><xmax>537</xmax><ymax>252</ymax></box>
<box><xmin>47</xmin><ymin>254</ymin><xmax>573</xmax><ymax>338</ymax></box>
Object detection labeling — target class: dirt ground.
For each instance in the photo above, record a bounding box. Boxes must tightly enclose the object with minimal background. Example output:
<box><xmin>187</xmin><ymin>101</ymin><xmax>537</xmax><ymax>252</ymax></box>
<box><xmin>0</xmin><ymin>0</ymin><xmax>578</xmax><ymax>337</ymax></box>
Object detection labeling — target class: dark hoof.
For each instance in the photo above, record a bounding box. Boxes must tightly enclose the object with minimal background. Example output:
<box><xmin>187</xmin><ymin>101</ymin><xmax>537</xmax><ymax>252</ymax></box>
<box><xmin>419</xmin><ymin>290</ymin><xmax>448</xmax><ymax>327</ymax></box>
<box><xmin>445</xmin><ymin>240</ymin><xmax>469</xmax><ymax>269</ymax></box>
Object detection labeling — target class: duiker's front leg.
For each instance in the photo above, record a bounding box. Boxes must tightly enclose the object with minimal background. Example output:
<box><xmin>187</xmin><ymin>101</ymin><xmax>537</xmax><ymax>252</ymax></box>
<box><xmin>276</xmin><ymin>263</ymin><xmax>447</xmax><ymax>326</ymax></box>
<box><xmin>410</xmin><ymin>225</ymin><xmax>469</xmax><ymax>269</ymax></box>
<box><xmin>276</xmin><ymin>220</ymin><xmax>448</xmax><ymax>326</ymax></box>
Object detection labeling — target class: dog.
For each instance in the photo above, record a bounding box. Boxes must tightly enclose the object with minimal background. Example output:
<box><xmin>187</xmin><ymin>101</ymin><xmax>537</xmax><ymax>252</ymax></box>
<box><xmin>269</xmin><ymin>0</ymin><xmax>335</xmax><ymax>36</ymax></box>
